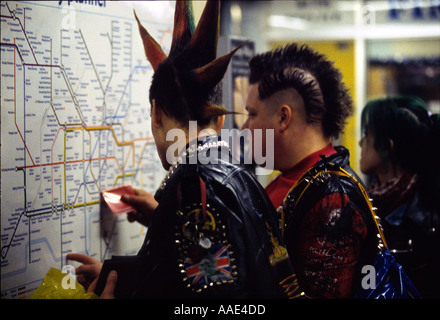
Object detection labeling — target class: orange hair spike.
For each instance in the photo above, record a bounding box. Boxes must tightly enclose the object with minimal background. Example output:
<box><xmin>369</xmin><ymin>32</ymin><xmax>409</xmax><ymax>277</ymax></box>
<box><xmin>134</xmin><ymin>10</ymin><xmax>166</xmax><ymax>71</ymax></box>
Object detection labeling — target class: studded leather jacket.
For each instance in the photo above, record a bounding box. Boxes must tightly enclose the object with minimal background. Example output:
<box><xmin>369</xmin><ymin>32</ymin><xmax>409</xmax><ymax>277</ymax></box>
<box><xmin>100</xmin><ymin>135</ymin><xmax>298</xmax><ymax>299</ymax></box>
<box><xmin>380</xmin><ymin>189</ymin><xmax>440</xmax><ymax>298</ymax></box>
<box><xmin>281</xmin><ymin>147</ymin><xmax>378</xmax><ymax>298</ymax></box>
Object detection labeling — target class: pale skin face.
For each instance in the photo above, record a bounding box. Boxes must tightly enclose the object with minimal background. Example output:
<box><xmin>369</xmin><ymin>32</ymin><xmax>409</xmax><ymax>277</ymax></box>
<box><xmin>359</xmin><ymin>125</ymin><xmax>383</xmax><ymax>176</ymax></box>
<box><xmin>242</xmin><ymin>84</ymin><xmax>331</xmax><ymax>172</ymax></box>
<box><xmin>241</xmin><ymin>84</ymin><xmax>280</xmax><ymax>165</ymax></box>
<box><xmin>150</xmin><ymin>99</ymin><xmax>224</xmax><ymax>170</ymax></box>
<box><xmin>358</xmin><ymin>122</ymin><xmax>400</xmax><ymax>184</ymax></box>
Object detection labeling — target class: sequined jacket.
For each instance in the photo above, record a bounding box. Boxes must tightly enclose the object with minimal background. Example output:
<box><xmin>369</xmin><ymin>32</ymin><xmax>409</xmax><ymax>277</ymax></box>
<box><xmin>103</xmin><ymin>135</ymin><xmax>298</xmax><ymax>299</ymax></box>
<box><xmin>281</xmin><ymin>147</ymin><xmax>378</xmax><ymax>298</ymax></box>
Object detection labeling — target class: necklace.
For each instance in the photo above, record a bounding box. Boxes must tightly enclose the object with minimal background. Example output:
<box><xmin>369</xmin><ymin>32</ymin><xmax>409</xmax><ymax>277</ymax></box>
<box><xmin>158</xmin><ymin>139</ymin><xmax>230</xmax><ymax>191</ymax></box>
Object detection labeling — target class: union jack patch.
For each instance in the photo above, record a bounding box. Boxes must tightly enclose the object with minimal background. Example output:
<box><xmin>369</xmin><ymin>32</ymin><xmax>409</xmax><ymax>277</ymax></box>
<box><xmin>176</xmin><ymin>203</ymin><xmax>237</xmax><ymax>292</ymax></box>
<box><xmin>184</xmin><ymin>245</ymin><xmax>233</xmax><ymax>286</ymax></box>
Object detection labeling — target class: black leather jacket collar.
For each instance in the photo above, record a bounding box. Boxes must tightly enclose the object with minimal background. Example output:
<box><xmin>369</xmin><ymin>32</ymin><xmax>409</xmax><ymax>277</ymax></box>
<box><xmin>136</xmin><ymin>134</ymin><xmax>297</xmax><ymax>298</ymax></box>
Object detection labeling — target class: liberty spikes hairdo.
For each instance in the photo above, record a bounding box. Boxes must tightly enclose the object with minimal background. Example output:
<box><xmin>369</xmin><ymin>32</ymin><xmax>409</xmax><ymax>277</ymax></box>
<box><xmin>134</xmin><ymin>0</ymin><xmax>241</xmax><ymax>126</ymax></box>
<box><xmin>248</xmin><ymin>43</ymin><xmax>353</xmax><ymax>139</ymax></box>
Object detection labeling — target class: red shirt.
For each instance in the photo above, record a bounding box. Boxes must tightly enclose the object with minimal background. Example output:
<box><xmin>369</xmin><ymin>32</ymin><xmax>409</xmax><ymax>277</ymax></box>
<box><xmin>268</xmin><ymin>144</ymin><xmax>369</xmax><ymax>298</ymax></box>
<box><xmin>265</xmin><ymin>143</ymin><xmax>337</xmax><ymax>210</ymax></box>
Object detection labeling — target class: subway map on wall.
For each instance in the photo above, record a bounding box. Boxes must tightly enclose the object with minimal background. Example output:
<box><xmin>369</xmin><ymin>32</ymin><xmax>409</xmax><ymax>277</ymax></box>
<box><xmin>1</xmin><ymin>1</ymin><xmax>171</xmax><ymax>298</ymax></box>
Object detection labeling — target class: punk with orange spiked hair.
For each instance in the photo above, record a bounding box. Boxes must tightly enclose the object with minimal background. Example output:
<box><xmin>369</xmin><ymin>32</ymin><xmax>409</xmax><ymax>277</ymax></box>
<box><xmin>135</xmin><ymin>0</ymin><xmax>240</xmax><ymax>126</ymax></box>
<box><xmin>68</xmin><ymin>0</ymin><xmax>299</xmax><ymax>299</ymax></box>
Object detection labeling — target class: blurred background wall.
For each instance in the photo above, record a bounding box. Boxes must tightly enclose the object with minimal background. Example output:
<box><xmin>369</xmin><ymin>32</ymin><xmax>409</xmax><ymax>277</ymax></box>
<box><xmin>219</xmin><ymin>0</ymin><xmax>439</xmax><ymax>183</ymax></box>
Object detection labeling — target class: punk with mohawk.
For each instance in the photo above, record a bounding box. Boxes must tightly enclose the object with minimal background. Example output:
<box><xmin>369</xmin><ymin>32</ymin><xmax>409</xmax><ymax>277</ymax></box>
<box><xmin>135</xmin><ymin>0</ymin><xmax>238</xmax><ymax>126</ymax></box>
<box><xmin>68</xmin><ymin>0</ymin><xmax>299</xmax><ymax>299</ymax></box>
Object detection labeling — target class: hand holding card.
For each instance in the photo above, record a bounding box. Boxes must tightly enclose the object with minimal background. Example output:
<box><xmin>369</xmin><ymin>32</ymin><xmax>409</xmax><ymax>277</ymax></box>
<box><xmin>101</xmin><ymin>184</ymin><xmax>136</xmax><ymax>216</ymax></box>
<box><xmin>120</xmin><ymin>188</ymin><xmax>158</xmax><ymax>227</ymax></box>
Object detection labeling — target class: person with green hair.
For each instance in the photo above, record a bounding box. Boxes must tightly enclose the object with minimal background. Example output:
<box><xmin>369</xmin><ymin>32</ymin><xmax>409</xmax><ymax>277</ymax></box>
<box><xmin>359</xmin><ymin>95</ymin><xmax>440</xmax><ymax>298</ymax></box>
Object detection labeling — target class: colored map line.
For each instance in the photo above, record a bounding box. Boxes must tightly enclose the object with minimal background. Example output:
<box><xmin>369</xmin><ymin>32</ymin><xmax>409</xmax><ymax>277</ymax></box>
<box><xmin>0</xmin><ymin>1</ymin><xmax>156</xmax><ymax>268</ymax></box>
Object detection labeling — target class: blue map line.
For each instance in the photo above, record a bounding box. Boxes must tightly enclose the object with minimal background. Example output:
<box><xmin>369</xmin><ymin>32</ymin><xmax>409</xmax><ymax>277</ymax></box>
<box><xmin>105</xmin><ymin>65</ymin><xmax>150</xmax><ymax>121</ymax></box>
<box><xmin>2</xmin><ymin>237</ymin><xmax>63</xmax><ymax>279</ymax></box>
<box><xmin>25</xmin><ymin>205</ymin><xmax>64</xmax><ymax>215</ymax></box>
<box><xmin>2</xmin><ymin>201</ymin><xmax>100</xmax><ymax>279</ymax></box>
<box><xmin>80</xmin><ymin>64</ymin><xmax>149</xmax><ymax>193</ymax></box>
<box><xmin>1</xmin><ymin>1</ymin><xmax>162</xmax><ymax>293</ymax></box>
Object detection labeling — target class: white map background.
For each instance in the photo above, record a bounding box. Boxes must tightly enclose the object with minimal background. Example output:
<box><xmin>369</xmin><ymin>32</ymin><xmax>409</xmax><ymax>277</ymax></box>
<box><xmin>1</xmin><ymin>0</ymin><xmax>171</xmax><ymax>298</ymax></box>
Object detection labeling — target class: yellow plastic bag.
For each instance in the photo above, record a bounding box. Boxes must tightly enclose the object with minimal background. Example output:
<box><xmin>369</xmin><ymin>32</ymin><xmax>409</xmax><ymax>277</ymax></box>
<box><xmin>28</xmin><ymin>268</ymin><xmax>98</xmax><ymax>299</ymax></box>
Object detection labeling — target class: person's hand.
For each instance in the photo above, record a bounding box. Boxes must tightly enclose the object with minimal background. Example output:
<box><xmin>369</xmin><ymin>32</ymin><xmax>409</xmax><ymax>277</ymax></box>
<box><xmin>83</xmin><ymin>269</ymin><xmax>117</xmax><ymax>299</ymax></box>
<box><xmin>100</xmin><ymin>270</ymin><xmax>117</xmax><ymax>299</ymax></box>
<box><xmin>121</xmin><ymin>188</ymin><xmax>158</xmax><ymax>227</ymax></box>
<box><xmin>89</xmin><ymin>270</ymin><xmax>117</xmax><ymax>299</ymax></box>
<box><xmin>66</xmin><ymin>253</ymin><xmax>102</xmax><ymax>290</ymax></box>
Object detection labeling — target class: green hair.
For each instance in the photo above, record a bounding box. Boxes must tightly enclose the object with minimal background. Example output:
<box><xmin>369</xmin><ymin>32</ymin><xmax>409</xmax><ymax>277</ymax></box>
<box><xmin>361</xmin><ymin>95</ymin><xmax>440</xmax><ymax>209</ymax></box>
